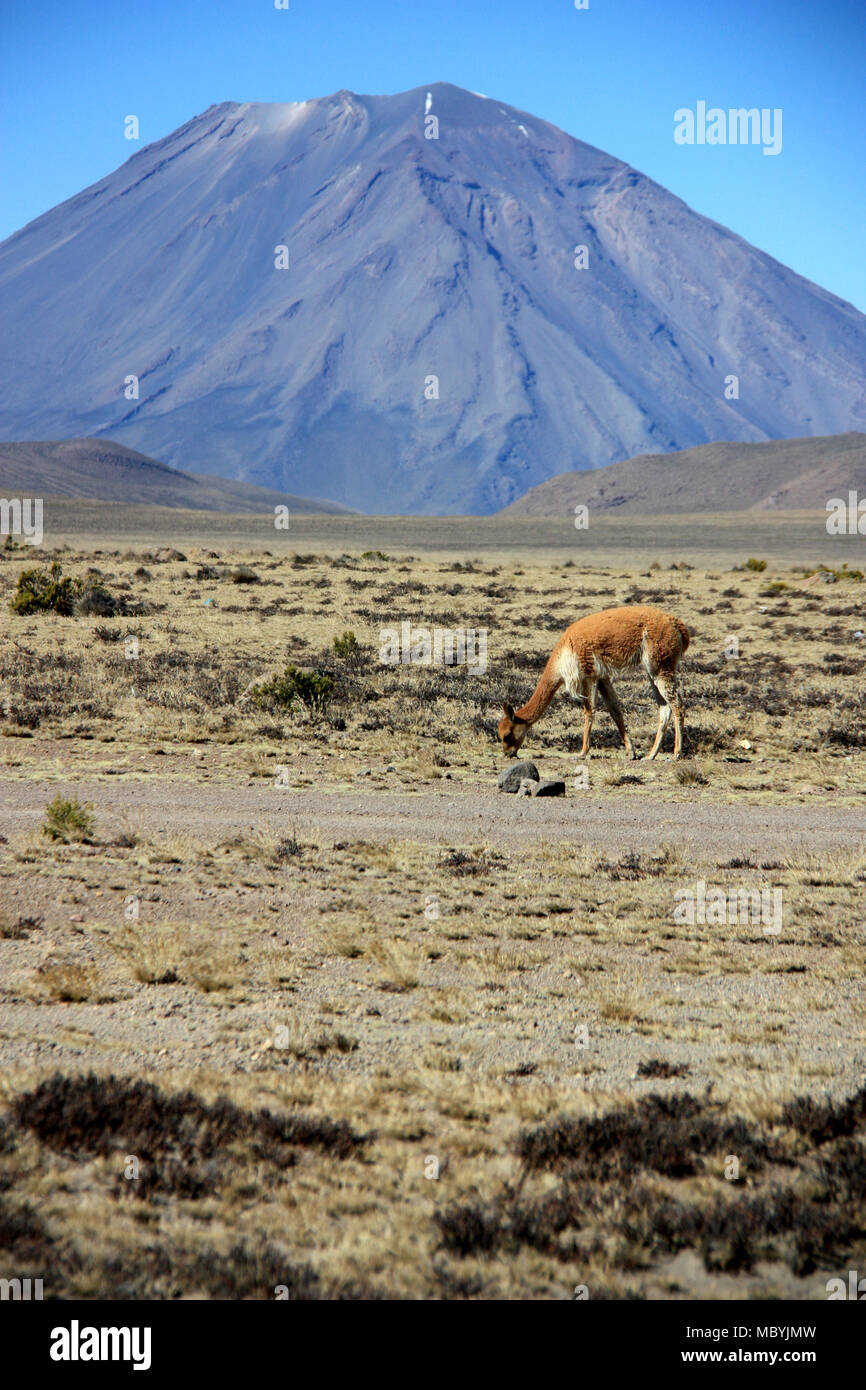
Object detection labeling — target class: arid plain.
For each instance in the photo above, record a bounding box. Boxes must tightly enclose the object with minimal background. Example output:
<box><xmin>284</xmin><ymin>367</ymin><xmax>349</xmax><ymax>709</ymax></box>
<box><xmin>0</xmin><ymin>505</ymin><xmax>863</xmax><ymax>1300</ymax></box>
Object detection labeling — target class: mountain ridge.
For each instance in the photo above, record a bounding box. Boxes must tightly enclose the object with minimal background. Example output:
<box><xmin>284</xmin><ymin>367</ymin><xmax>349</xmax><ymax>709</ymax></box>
<box><xmin>499</xmin><ymin>432</ymin><xmax>866</xmax><ymax>516</ymax></box>
<box><xmin>0</xmin><ymin>439</ymin><xmax>354</xmax><ymax>514</ymax></box>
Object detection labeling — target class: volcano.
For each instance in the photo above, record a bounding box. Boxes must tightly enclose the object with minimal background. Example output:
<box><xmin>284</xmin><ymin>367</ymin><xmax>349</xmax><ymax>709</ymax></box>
<box><xmin>1</xmin><ymin>82</ymin><xmax>864</xmax><ymax>513</ymax></box>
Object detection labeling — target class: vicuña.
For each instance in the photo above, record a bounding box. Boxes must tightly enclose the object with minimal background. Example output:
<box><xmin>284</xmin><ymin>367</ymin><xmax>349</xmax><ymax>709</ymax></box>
<box><xmin>498</xmin><ymin>605</ymin><xmax>690</xmax><ymax>761</ymax></box>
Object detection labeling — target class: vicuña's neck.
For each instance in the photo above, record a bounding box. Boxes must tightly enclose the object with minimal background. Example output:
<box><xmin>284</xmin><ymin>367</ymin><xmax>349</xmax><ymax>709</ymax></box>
<box><xmin>516</xmin><ymin>657</ymin><xmax>562</xmax><ymax>725</ymax></box>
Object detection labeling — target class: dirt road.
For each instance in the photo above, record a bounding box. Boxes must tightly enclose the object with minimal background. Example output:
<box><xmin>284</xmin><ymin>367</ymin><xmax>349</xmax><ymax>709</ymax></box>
<box><xmin>1</xmin><ymin>776</ymin><xmax>862</xmax><ymax>856</ymax></box>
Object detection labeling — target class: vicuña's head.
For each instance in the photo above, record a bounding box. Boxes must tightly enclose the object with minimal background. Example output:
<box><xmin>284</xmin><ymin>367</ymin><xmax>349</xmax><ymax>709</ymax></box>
<box><xmin>498</xmin><ymin>703</ymin><xmax>528</xmax><ymax>757</ymax></box>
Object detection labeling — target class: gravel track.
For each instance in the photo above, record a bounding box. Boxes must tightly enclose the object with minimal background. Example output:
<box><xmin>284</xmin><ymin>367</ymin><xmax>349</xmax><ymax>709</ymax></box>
<box><xmin>1</xmin><ymin>777</ymin><xmax>862</xmax><ymax>856</ymax></box>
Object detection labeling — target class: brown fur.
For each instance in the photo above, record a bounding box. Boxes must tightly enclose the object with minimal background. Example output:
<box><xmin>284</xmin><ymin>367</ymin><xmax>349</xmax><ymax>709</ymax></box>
<box><xmin>498</xmin><ymin>605</ymin><xmax>690</xmax><ymax>761</ymax></box>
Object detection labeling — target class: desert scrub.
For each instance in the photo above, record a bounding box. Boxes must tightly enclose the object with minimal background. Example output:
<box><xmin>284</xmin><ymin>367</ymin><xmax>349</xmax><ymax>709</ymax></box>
<box><xmin>745</xmin><ymin>558</ymin><xmax>768</xmax><ymax>572</ymax></box>
<box><xmin>250</xmin><ymin>665</ymin><xmax>335</xmax><ymax>717</ymax></box>
<box><xmin>333</xmin><ymin>630</ymin><xmax>359</xmax><ymax>658</ymax></box>
<box><xmin>10</xmin><ymin>561</ymin><xmax>80</xmax><ymax>615</ymax></box>
<box><xmin>42</xmin><ymin>794</ymin><xmax>95</xmax><ymax>843</ymax></box>
<box><xmin>805</xmin><ymin>563</ymin><xmax>864</xmax><ymax>584</ymax></box>
<box><xmin>75</xmin><ymin>581</ymin><xmax>128</xmax><ymax>616</ymax></box>
<box><xmin>674</xmin><ymin>760</ymin><xmax>708</xmax><ymax>786</ymax></box>
<box><xmin>33</xmin><ymin>961</ymin><xmax>111</xmax><ymax>1003</ymax></box>
<box><xmin>759</xmin><ymin>581</ymin><xmax>789</xmax><ymax>595</ymax></box>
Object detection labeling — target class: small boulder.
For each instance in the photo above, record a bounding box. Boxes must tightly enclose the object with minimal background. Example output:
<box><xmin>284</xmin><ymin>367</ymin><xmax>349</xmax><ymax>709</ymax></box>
<box><xmin>533</xmin><ymin>779</ymin><xmax>566</xmax><ymax>797</ymax></box>
<box><xmin>498</xmin><ymin>761</ymin><xmax>540</xmax><ymax>793</ymax></box>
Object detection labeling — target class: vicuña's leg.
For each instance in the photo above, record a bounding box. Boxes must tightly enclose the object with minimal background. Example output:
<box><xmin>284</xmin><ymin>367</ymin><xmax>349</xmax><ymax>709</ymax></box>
<box><xmin>597</xmin><ymin>677</ymin><xmax>635</xmax><ymax>759</ymax></box>
<box><xmin>578</xmin><ymin>679</ymin><xmax>595</xmax><ymax>757</ymax></box>
<box><xmin>644</xmin><ymin>678</ymin><xmax>671</xmax><ymax>760</ymax></box>
<box><xmin>654</xmin><ymin>672</ymin><xmax>684</xmax><ymax>759</ymax></box>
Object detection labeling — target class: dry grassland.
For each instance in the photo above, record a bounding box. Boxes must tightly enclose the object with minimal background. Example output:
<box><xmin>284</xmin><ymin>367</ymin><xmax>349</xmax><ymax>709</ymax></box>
<box><xmin>0</xmin><ymin>520</ymin><xmax>863</xmax><ymax>1299</ymax></box>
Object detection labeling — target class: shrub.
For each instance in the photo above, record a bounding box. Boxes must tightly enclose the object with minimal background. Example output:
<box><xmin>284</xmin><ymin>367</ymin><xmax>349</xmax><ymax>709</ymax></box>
<box><xmin>229</xmin><ymin>565</ymin><xmax>260</xmax><ymax>584</ymax></box>
<box><xmin>674</xmin><ymin>760</ymin><xmax>708</xmax><ymax>786</ymax></box>
<box><xmin>333</xmin><ymin>630</ymin><xmax>359</xmax><ymax>658</ymax></box>
<box><xmin>745</xmin><ymin>558</ymin><xmax>767</xmax><ymax>572</ymax></box>
<box><xmin>805</xmin><ymin>564</ymin><xmax>864</xmax><ymax>584</ymax></box>
<box><xmin>361</xmin><ymin>550</ymin><xmax>389</xmax><ymax>561</ymax></box>
<box><xmin>251</xmin><ymin>666</ymin><xmax>335</xmax><ymax>717</ymax></box>
<box><xmin>274</xmin><ymin>833</ymin><xmax>303</xmax><ymax>861</ymax></box>
<box><xmin>42</xmin><ymin>795</ymin><xmax>95</xmax><ymax>844</ymax></box>
<box><xmin>10</xmin><ymin>562</ymin><xmax>80</xmax><ymax>616</ymax></box>
<box><xmin>75</xmin><ymin>583</ymin><xmax>124</xmax><ymax>617</ymax></box>
<box><xmin>0</xmin><ymin>912</ymin><xmax>43</xmax><ymax>940</ymax></box>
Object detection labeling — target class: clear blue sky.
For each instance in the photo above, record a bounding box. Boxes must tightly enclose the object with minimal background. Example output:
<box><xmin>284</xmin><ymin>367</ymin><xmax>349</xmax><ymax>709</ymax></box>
<box><xmin>2</xmin><ymin>0</ymin><xmax>865</xmax><ymax>310</ymax></box>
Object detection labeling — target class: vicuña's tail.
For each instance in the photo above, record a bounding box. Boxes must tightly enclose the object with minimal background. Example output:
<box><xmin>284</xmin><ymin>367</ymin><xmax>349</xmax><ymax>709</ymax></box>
<box><xmin>674</xmin><ymin>618</ymin><xmax>691</xmax><ymax>654</ymax></box>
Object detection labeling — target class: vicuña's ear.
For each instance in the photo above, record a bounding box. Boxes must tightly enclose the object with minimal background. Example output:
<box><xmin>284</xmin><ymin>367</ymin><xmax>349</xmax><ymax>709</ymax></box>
<box><xmin>502</xmin><ymin>703</ymin><xmax>515</xmax><ymax>720</ymax></box>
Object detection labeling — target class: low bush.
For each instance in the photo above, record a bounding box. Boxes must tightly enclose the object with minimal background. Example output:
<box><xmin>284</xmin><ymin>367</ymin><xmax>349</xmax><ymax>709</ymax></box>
<box><xmin>10</xmin><ymin>562</ymin><xmax>80</xmax><ymax>616</ymax></box>
<box><xmin>76</xmin><ymin>583</ymin><xmax>125</xmax><ymax>617</ymax></box>
<box><xmin>333</xmin><ymin>630</ymin><xmax>359</xmax><ymax>658</ymax></box>
<box><xmin>251</xmin><ymin>666</ymin><xmax>335</xmax><ymax>717</ymax></box>
<box><xmin>42</xmin><ymin>795</ymin><xmax>95</xmax><ymax>844</ymax></box>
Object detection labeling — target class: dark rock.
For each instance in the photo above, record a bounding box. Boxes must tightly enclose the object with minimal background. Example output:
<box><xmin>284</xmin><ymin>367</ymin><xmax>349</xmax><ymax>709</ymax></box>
<box><xmin>498</xmin><ymin>761</ymin><xmax>540</xmax><ymax>793</ymax></box>
<box><xmin>533</xmin><ymin>779</ymin><xmax>566</xmax><ymax>797</ymax></box>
